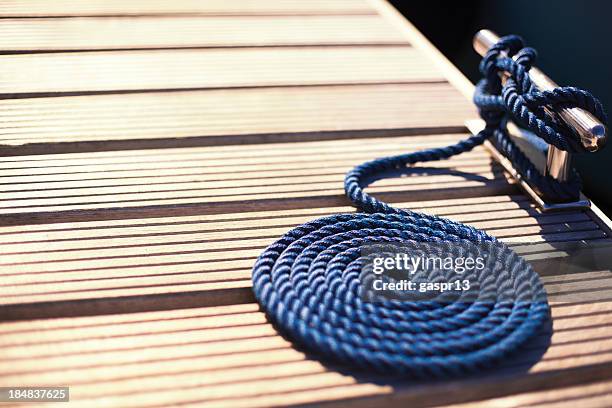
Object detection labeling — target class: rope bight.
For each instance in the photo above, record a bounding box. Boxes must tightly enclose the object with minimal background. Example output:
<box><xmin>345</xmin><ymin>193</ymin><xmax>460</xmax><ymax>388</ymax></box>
<box><xmin>251</xmin><ymin>35</ymin><xmax>606</xmax><ymax>377</ymax></box>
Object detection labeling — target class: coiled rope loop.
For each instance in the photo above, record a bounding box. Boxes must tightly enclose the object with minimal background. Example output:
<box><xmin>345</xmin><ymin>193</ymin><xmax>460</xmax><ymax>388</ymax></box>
<box><xmin>251</xmin><ymin>35</ymin><xmax>605</xmax><ymax>377</ymax></box>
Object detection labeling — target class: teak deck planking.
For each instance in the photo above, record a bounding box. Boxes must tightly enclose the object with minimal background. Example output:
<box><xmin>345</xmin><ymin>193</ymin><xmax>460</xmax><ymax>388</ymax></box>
<box><xmin>0</xmin><ymin>302</ymin><xmax>611</xmax><ymax>407</ymax></box>
<box><xmin>0</xmin><ymin>16</ymin><xmax>406</xmax><ymax>51</ymax></box>
<box><xmin>0</xmin><ymin>84</ymin><xmax>471</xmax><ymax>150</ymax></box>
<box><xmin>0</xmin><ymin>194</ymin><xmax>607</xmax><ymax>318</ymax></box>
<box><xmin>1</xmin><ymin>46</ymin><xmax>443</xmax><ymax>97</ymax></box>
<box><xmin>0</xmin><ymin>0</ymin><xmax>611</xmax><ymax>407</ymax></box>
<box><xmin>0</xmin><ymin>135</ymin><xmax>512</xmax><ymax>216</ymax></box>
<box><xmin>0</xmin><ymin>1</ymin><xmax>375</xmax><ymax>17</ymax></box>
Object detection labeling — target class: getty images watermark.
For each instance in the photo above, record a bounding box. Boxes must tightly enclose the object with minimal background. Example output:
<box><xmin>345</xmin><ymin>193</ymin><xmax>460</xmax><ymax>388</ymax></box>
<box><xmin>359</xmin><ymin>240</ymin><xmax>548</xmax><ymax>304</ymax></box>
<box><xmin>370</xmin><ymin>252</ymin><xmax>486</xmax><ymax>293</ymax></box>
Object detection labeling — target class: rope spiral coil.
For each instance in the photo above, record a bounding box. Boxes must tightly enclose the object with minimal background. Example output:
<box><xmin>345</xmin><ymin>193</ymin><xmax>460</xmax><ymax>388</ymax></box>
<box><xmin>252</xmin><ymin>35</ymin><xmax>605</xmax><ymax>377</ymax></box>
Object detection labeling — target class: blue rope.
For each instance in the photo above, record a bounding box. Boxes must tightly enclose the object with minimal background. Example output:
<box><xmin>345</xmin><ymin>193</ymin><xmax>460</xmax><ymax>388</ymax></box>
<box><xmin>251</xmin><ymin>35</ymin><xmax>605</xmax><ymax>377</ymax></box>
<box><xmin>475</xmin><ymin>35</ymin><xmax>607</xmax><ymax>202</ymax></box>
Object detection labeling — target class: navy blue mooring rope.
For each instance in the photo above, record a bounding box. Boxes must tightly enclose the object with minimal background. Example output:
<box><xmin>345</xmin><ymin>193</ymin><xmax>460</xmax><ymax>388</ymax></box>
<box><xmin>251</xmin><ymin>35</ymin><xmax>605</xmax><ymax>377</ymax></box>
<box><xmin>475</xmin><ymin>35</ymin><xmax>606</xmax><ymax>201</ymax></box>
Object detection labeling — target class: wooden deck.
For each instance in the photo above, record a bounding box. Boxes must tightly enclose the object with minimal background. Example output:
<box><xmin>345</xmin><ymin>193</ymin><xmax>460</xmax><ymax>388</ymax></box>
<box><xmin>1</xmin><ymin>1</ymin><xmax>612</xmax><ymax>406</ymax></box>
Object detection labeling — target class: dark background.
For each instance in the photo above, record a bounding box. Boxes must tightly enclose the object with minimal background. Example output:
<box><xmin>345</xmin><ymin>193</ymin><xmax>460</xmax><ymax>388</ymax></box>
<box><xmin>391</xmin><ymin>0</ymin><xmax>612</xmax><ymax>215</ymax></box>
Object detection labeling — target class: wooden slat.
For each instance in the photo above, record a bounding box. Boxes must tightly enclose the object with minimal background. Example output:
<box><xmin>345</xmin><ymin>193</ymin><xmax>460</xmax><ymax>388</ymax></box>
<box><xmin>445</xmin><ymin>379</ymin><xmax>612</xmax><ymax>408</ymax></box>
<box><xmin>1</xmin><ymin>302</ymin><xmax>611</xmax><ymax>407</ymax></box>
<box><xmin>0</xmin><ymin>0</ymin><xmax>374</xmax><ymax>17</ymax></box>
<box><xmin>0</xmin><ymin>83</ymin><xmax>475</xmax><ymax>154</ymax></box>
<box><xmin>0</xmin><ymin>46</ymin><xmax>441</xmax><ymax>97</ymax></box>
<box><xmin>0</xmin><ymin>304</ymin><xmax>385</xmax><ymax>408</ymax></box>
<box><xmin>0</xmin><ymin>193</ymin><xmax>607</xmax><ymax>318</ymax></box>
<box><xmin>0</xmin><ymin>16</ymin><xmax>407</xmax><ymax>51</ymax></box>
<box><xmin>0</xmin><ymin>134</ymin><xmax>512</xmax><ymax>218</ymax></box>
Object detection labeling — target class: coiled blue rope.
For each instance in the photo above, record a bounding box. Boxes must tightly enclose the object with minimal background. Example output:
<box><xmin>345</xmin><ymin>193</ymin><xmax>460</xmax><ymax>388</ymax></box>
<box><xmin>252</xmin><ymin>35</ymin><xmax>605</xmax><ymax>377</ymax></box>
